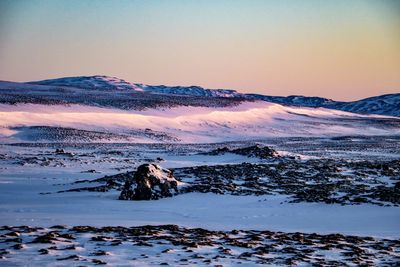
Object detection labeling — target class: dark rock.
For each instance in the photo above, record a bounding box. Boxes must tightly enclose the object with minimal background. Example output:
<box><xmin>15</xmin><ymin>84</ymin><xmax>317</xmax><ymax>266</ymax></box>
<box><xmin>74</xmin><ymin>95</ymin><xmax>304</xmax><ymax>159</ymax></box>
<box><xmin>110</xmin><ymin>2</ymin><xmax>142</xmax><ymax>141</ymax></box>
<box><xmin>55</xmin><ymin>149</ymin><xmax>65</xmax><ymax>154</ymax></box>
<box><xmin>205</xmin><ymin>144</ymin><xmax>279</xmax><ymax>159</ymax></box>
<box><xmin>63</xmin><ymin>245</ymin><xmax>76</xmax><ymax>250</ymax></box>
<box><xmin>5</xmin><ymin>231</ymin><xmax>20</xmax><ymax>237</ymax></box>
<box><xmin>231</xmin><ymin>145</ymin><xmax>279</xmax><ymax>158</ymax></box>
<box><xmin>91</xmin><ymin>250</ymin><xmax>108</xmax><ymax>256</ymax></box>
<box><xmin>110</xmin><ymin>240</ymin><xmax>122</xmax><ymax>246</ymax></box>
<box><xmin>395</xmin><ymin>182</ymin><xmax>400</xmax><ymax>190</ymax></box>
<box><xmin>38</xmin><ymin>248</ymin><xmax>49</xmax><ymax>255</ymax></box>
<box><xmin>4</xmin><ymin>237</ymin><xmax>22</xmax><ymax>243</ymax></box>
<box><xmin>91</xmin><ymin>235</ymin><xmax>109</xmax><ymax>242</ymax></box>
<box><xmin>58</xmin><ymin>233</ymin><xmax>75</xmax><ymax>240</ymax></box>
<box><xmin>54</xmin><ymin>148</ymin><xmax>74</xmax><ymax>157</ymax></box>
<box><xmin>119</xmin><ymin>164</ymin><xmax>179</xmax><ymax>200</ymax></box>
<box><xmin>30</xmin><ymin>233</ymin><xmax>58</xmax><ymax>244</ymax></box>
<box><xmin>57</xmin><ymin>255</ymin><xmax>80</xmax><ymax>261</ymax></box>
<box><xmin>206</xmin><ymin>146</ymin><xmax>231</xmax><ymax>155</ymax></box>
<box><xmin>81</xmin><ymin>169</ymin><xmax>99</xmax><ymax>173</ymax></box>
<box><xmin>50</xmin><ymin>225</ymin><xmax>67</xmax><ymax>230</ymax></box>
<box><xmin>92</xmin><ymin>259</ymin><xmax>107</xmax><ymax>265</ymax></box>
<box><xmin>11</xmin><ymin>244</ymin><xmax>23</xmax><ymax>250</ymax></box>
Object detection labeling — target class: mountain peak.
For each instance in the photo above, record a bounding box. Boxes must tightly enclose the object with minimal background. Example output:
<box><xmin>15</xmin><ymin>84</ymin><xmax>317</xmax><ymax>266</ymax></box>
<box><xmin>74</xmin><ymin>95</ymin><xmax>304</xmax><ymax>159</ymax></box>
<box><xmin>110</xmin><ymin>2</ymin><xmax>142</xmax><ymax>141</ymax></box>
<box><xmin>28</xmin><ymin>75</ymin><xmax>143</xmax><ymax>91</ymax></box>
<box><xmin>28</xmin><ymin>76</ymin><xmax>242</xmax><ymax>98</ymax></box>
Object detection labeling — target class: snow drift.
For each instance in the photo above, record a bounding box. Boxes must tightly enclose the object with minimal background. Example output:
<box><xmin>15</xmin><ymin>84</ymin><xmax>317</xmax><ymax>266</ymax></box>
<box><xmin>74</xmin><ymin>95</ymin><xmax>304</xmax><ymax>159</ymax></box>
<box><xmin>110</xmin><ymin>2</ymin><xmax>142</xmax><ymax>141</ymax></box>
<box><xmin>1</xmin><ymin>101</ymin><xmax>399</xmax><ymax>143</ymax></box>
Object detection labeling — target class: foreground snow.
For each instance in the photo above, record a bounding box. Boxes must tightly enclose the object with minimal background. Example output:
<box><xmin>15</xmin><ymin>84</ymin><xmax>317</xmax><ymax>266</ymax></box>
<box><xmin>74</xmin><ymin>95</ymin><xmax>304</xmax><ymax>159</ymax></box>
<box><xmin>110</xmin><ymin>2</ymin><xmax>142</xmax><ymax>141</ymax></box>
<box><xmin>0</xmin><ymin>154</ymin><xmax>399</xmax><ymax>238</ymax></box>
<box><xmin>0</xmin><ymin>117</ymin><xmax>398</xmax><ymax>265</ymax></box>
<box><xmin>2</xmin><ymin>189</ymin><xmax>399</xmax><ymax>238</ymax></box>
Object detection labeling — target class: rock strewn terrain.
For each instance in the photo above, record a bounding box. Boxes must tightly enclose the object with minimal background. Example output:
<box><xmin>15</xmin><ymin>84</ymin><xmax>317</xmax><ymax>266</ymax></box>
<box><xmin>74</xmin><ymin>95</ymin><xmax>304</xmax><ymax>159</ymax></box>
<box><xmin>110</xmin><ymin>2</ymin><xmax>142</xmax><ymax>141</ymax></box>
<box><xmin>61</xmin><ymin>156</ymin><xmax>400</xmax><ymax>206</ymax></box>
<box><xmin>0</xmin><ymin>225</ymin><xmax>399</xmax><ymax>266</ymax></box>
<box><xmin>174</xmin><ymin>160</ymin><xmax>400</xmax><ymax>206</ymax></box>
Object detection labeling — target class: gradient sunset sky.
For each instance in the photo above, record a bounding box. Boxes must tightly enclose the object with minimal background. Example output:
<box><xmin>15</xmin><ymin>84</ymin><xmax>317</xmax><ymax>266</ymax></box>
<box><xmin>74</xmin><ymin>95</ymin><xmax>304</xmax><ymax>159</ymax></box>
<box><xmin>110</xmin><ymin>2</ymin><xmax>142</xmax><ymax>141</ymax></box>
<box><xmin>0</xmin><ymin>0</ymin><xmax>399</xmax><ymax>101</ymax></box>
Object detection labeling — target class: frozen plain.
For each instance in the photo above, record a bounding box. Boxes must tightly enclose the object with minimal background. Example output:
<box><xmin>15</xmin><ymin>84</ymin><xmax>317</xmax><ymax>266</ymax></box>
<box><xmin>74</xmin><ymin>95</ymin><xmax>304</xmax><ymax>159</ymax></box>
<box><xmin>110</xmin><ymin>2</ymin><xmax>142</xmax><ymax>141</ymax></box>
<box><xmin>0</xmin><ymin>101</ymin><xmax>399</xmax><ymax>266</ymax></box>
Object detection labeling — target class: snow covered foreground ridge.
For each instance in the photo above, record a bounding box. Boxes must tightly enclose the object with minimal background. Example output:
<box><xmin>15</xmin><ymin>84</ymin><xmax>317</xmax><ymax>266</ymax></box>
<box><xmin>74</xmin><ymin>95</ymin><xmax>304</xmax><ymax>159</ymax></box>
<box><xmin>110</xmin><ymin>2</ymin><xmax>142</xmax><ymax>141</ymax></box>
<box><xmin>28</xmin><ymin>75</ymin><xmax>400</xmax><ymax>116</ymax></box>
<box><xmin>1</xmin><ymin>102</ymin><xmax>399</xmax><ymax>143</ymax></box>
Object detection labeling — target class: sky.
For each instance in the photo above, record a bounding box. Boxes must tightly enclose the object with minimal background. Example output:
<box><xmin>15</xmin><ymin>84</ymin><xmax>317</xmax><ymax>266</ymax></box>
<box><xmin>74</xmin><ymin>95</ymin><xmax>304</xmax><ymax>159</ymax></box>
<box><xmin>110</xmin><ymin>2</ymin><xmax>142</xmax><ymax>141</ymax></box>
<box><xmin>0</xmin><ymin>0</ymin><xmax>399</xmax><ymax>101</ymax></box>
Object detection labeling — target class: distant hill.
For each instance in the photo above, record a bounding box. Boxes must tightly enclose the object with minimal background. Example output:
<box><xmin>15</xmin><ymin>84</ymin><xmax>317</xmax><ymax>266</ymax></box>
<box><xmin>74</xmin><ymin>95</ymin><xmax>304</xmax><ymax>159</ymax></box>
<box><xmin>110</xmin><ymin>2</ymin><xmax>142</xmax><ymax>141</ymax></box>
<box><xmin>247</xmin><ymin>94</ymin><xmax>400</xmax><ymax>117</ymax></box>
<box><xmin>21</xmin><ymin>75</ymin><xmax>400</xmax><ymax>117</ymax></box>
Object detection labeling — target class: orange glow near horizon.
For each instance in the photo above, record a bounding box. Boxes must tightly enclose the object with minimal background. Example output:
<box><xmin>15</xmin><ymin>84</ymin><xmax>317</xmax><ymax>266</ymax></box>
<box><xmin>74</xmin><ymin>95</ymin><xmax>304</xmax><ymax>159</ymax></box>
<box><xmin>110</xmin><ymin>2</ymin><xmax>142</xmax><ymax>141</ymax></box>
<box><xmin>0</xmin><ymin>0</ymin><xmax>399</xmax><ymax>101</ymax></box>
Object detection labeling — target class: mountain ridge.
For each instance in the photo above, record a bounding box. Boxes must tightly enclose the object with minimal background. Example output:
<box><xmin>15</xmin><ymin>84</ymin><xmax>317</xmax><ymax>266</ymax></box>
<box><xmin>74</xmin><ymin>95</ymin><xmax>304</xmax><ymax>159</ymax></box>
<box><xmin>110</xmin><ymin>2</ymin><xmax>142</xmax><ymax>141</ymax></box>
<box><xmin>27</xmin><ymin>75</ymin><xmax>400</xmax><ymax>117</ymax></box>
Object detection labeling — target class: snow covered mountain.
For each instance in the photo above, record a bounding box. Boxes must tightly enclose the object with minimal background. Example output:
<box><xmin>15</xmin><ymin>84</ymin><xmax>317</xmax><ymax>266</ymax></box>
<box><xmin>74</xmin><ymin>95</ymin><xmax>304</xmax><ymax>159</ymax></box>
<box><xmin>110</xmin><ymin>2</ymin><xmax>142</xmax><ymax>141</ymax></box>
<box><xmin>142</xmin><ymin>85</ymin><xmax>241</xmax><ymax>98</ymax></box>
<box><xmin>248</xmin><ymin>94</ymin><xmax>400</xmax><ymax>117</ymax></box>
<box><xmin>29</xmin><ymin>75</ymin><xmax>241</xmax><ymax>98</ymax></box>
<box><xmin>325</xmin><ymin>94</ymin><xmax>400</xmax><ymax>117</ymax></box>
<box><xmin>247</xmin><ymin>94</ymin><xmax>335</xmax><ymax>107</ymax></box>
<box><xmin>29</xmin><ymin>75</ymin><xmax>144</xmax><ymax>91</ymax></box>
<box><xmin>27</xmin><ymin>75</ymin><xmax>400</xmax><ymax>117</ymax></box>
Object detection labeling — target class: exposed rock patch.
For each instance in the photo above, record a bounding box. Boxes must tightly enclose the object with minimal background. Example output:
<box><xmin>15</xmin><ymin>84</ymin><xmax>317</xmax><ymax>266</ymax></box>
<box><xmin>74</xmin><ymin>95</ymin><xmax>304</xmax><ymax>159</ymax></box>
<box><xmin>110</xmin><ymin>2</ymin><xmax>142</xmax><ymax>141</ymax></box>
<box><xmin>60</xmin><ymin>158</ymin><xmax>400</xmax><ymax>206</ymax></box>
<box><xmin>204</xmin><ymin>144</ymin><xmax>279</xmax><ymax>159</ymax></box>
<box><xmin>119</xmin><ymin>164</ymin><xmax>179</xmax><ymax>200</ymax></box>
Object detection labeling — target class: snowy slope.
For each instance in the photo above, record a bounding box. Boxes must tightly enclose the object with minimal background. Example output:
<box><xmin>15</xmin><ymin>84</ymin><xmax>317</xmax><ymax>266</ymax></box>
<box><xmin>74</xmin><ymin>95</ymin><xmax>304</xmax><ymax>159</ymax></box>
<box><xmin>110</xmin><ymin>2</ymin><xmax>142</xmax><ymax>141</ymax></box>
<box><xmin>1</xmin><ymin>101</ymin><xmax>399</xmax><ymax>143</ymax></box>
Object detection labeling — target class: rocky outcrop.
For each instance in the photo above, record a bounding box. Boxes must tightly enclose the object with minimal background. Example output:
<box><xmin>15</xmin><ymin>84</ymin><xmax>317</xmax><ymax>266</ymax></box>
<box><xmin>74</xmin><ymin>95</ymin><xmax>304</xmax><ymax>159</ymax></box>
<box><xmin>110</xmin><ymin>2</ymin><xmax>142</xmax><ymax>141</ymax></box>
<box><xmin>119</xmin><ymin>164</ymin><xmax>178</xmax><ymax>200</ymax></box>
<box><xmin>205</xmin><ymin>144</ymin><xmax>279</xmax><ymax>159</ymax></box>
<box><xmin>63</xmin><ymin>157</ymin><xmax>399</xmax><ymax>206</ymax></box>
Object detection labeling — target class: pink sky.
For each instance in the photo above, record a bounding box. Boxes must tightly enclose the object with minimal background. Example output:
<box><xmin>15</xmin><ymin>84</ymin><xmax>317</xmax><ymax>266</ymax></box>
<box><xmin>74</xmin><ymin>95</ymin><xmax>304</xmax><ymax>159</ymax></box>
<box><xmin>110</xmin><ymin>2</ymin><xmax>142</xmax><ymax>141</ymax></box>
<box><xmin>0</xmin><ymin>0</ymin><xmax>399</xmax><ymax>101</ymax></box>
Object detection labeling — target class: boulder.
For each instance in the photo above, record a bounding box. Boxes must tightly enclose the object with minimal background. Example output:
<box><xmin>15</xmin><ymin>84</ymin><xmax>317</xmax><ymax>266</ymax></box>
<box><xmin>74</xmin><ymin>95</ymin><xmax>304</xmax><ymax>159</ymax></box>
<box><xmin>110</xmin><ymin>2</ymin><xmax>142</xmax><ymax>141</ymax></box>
<box><xmin>55</xmin><ymin>148</ymin><xmax>65</xmax><ymax>154</ymax></box>
<box><xmin>119</xmin><ymin>164</ymin><xmax>178</xmax><ymax>200</ymax></box>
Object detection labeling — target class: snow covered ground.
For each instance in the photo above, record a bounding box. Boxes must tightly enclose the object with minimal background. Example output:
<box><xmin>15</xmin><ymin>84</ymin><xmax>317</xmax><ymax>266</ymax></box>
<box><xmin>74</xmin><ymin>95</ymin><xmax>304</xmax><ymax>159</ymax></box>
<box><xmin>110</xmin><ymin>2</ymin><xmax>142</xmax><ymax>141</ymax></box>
<box><xmin>0</xmin><ymin>143</ymin><xmax>399</xmax><ymax>238</ymax></box>
<box><xmin>0</xmin><ymin>101</ymin><xmax>399</xmax><ymax>265</ymax></box>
